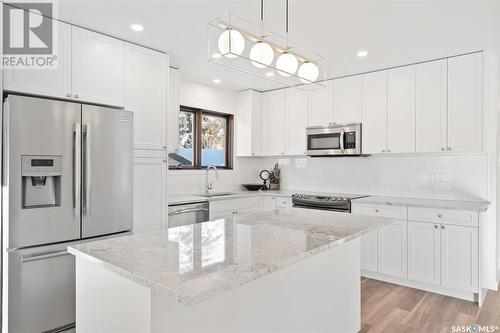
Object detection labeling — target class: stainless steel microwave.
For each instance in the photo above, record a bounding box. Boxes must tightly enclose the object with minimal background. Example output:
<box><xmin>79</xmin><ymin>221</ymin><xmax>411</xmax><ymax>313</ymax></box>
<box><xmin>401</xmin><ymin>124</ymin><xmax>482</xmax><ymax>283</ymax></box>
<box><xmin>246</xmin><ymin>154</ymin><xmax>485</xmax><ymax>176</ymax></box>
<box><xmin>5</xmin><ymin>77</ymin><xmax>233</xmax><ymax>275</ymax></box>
<box><xmin>306</xmin><ymin>123</ymin><xmax>362</xmax><ymax>156</ymax></box>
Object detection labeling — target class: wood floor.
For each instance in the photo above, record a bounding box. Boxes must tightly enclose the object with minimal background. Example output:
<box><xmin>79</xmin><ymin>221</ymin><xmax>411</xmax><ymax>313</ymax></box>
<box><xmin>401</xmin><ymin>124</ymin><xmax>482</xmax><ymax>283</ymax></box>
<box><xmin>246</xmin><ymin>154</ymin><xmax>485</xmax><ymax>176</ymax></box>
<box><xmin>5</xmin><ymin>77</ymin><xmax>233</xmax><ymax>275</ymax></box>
<box><xmin>361</xmin><ymin>277</ymin><xmax>500</xmax><ymax>333</ymax></box>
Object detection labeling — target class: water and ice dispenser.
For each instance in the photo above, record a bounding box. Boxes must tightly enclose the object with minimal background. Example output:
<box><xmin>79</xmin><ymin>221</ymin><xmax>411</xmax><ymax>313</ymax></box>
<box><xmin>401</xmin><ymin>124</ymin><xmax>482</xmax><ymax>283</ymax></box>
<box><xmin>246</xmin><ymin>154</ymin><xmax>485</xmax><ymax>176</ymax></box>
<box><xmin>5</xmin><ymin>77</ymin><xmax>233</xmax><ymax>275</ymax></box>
<box><xmin>21</xmin><ymin>155</ymin><xmax>62</xmax><ymax>208</ymax></box>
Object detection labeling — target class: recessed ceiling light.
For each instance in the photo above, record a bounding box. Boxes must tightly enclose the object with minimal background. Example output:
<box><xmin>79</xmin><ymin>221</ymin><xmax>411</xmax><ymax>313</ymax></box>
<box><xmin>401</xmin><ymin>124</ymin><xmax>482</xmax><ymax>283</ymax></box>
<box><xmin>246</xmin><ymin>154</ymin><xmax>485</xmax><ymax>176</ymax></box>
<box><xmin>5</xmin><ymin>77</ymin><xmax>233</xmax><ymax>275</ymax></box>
<box><xmin>212</xmin><ymin>78</ymin><xmax>221</xmax><ymax>84</ymax></box>
<box><xmin>212</xmin><ymin>53</ymin><xmax>221</xmax><ymax>59</ymax></box>
<box><xmin>130</xmin><ymin>24</ymin><xmax>144</xmax><ymax>32</ymax></box>
<box><xmin>357</xmin><ymin>50</ymin><xmax>368</xmax><ymax>58</ymax></box>
<box><xmin>265</xmin><ymin>72</ymin><xmax>274</xmax><ymax>77</ymax></box>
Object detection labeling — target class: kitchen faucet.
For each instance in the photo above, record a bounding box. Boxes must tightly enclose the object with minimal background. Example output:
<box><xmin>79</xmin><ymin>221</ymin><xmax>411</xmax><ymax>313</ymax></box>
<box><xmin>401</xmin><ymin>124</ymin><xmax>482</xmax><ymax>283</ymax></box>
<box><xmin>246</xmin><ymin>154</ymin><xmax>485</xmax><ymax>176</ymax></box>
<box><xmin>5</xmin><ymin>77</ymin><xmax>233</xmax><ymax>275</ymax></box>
<box><xmin>205</xmin><ymin>165</ymin><xmax>219</xmax><ymax>193</ymax></box>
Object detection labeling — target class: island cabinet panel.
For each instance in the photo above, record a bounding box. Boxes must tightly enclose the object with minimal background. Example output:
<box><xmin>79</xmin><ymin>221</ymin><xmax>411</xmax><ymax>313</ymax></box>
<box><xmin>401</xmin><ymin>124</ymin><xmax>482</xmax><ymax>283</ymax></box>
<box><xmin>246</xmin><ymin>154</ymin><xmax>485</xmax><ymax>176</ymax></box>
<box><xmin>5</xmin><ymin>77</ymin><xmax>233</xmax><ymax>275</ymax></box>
<box><xmin>361</xmin><ymin>71</ymin><xmax>388</xmax><ymax>154</ymax></box>
<box><xmin>407</xmin><ymin>221</ymin><xmax>441</xmax><ymax>285</ymax></box>
<box><xmin>386</xmin><ymin>66</ymin><xmax>416</xmax><ymax>154</ymax></box>
<box><xmin>333</xmin><ymin>76</ymin><xmax>362</xmax><ymax>124</ymax></box>
<box><xmin>3</xmin><ymin>17</ymin><xmax>72</xmax><ymax>99</ymax></box>
<box><xmin>447</xmin><ymin>53</ymin><xmax>483</xmax><ymax>153</ymax></box>
<box><xmin>133</xmin><ymin>156</ymin><xmax>167</xmax><ymax>232</ymax></box>
<box><xmin>71</xmin><ymin>26</ymin><xmax>125</xmax><ymax>107</ymax></box>
<box><xmin>235</xmin><ymin>90</ymin><xmax>263</xmax><ymax>156</ymax></box>
<box><xmin>415</xmin><ymin>59</ymin><xmax>447</xmax><ymax>153</ymax></box>
<box><xmin>440</xmin><ymin>224</ymin><xmax>478</xmax><ymax>292</ymax></box>
<box><xmin>308</xmin><ymin>80</ymin><xmax>334</xmax><ymax>126</ymax></box>
<box><xmin>125</xmin><ymin>43</ymin><xmax>167</xmax><ymax>151</ymax></box>
<box><xmin>377</xmin><ymin>219</ymin><xmax>408</xmax><ymax>278</ymax></box>
<box><xmin>262</xmin><ymin>90</ymin><xmax>286</xmax><ymax>156</ymax></box>
<box><xmin>285</xmin><ymin>88</ymin><xmax>308</xmax><ymax>155</ymax></box>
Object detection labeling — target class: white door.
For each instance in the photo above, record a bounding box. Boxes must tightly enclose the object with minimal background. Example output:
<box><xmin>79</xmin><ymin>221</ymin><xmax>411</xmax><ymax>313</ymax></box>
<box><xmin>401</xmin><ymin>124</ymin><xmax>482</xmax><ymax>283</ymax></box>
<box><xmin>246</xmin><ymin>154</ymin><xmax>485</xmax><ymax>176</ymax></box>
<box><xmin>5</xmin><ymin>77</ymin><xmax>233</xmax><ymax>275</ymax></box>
<box><xmin>387</xmin><ymin>66</ymin><xmax>416</xmax><ymax>153</ymax></box>
<box><xmin>71</xmin><ymin>26</ymin><xmax>125</xmax><ymax>107</ymax></box>
<box><xmin>407</xmin><ymin>221</ymin><xmax>440</xmax><ymax>285</ymax></box>
<box><xmin>308</xmin><ymin>80</ymin><xmax>334</xmax><ymax>126</ymax></box>
<box><xmin>235</xmin><ymin>90</ymin><xmax>253</xmax><ymax>157</ymax></box>
<box><xmin>333</xmin><ymin>76</ymin><xmax>362</xmax><ymax>123</ymax></box>
<box><xmin>415</xmin><ymin>59</ymin><xmax>447</xmax><ymax>153</ymax></box>
<box><xmin>125</xmin><ymin>43</ymin><xmax>167</xmax><ymax>151</ymax></box>
<box><xmin>167</xmin><ymin>68</ymin><xmax>180</xmax><ymax>153</ymax></box>
<box><xmin>377</xmin><ymin>220</ymin><xmax>408</xmax><ymax>278</ymax></box>
<box><xmin>440</xmin><ymin>224</ymin><xmax>478</xmax><ymax>292</ymax></box>
<box><xmin>250</xmin><ymin>92</ymin><xmax>264</xmax><ymax>156</ymax></box>
<box><xmin>261</xmin><ymin>93</ymin><xmax>270</xmax><ymax>156</ymax></box>
<box><xmin>133</xmin><ymin>157</ymin><xmax>167</xmax><ymax>232</ymax></box>
<box><xmin>4</xmin><ymin>19</ymin><xmax>72</xmax><ymax>99</ymax></box>
<box><xmin>266</xmin><ymin>90</ymin><xmax>286</xmax><ymax>156</ymax></box>
<box><xmin>286</xmin><ymin>88</ymin><xmax>308</xmax><ymax>155</ymax></box>
<box><xmin>360</xmin><ymin>231</ymin><xmax>378</xmax><ymax>272</ymax></box>
<box><xmin>447</xmin><ymin>53</ymin><xmax>483</xmax><ymax>153</ymax></box>
<box><xmin>362</xmin><ymin>71</ymin><xmax>388</xmax><ymax>154</ymax></box>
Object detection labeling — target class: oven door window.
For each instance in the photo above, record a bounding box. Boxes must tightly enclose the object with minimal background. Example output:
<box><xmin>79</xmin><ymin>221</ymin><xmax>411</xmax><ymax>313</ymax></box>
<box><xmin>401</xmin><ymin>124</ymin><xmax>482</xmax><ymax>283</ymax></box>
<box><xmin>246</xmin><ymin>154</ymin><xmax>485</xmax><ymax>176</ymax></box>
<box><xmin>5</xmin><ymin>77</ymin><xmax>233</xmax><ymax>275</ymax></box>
<box><xmin>307</xmin><ymin>133</ymin><xmax>341</xmax><ymax>150</ymax></box>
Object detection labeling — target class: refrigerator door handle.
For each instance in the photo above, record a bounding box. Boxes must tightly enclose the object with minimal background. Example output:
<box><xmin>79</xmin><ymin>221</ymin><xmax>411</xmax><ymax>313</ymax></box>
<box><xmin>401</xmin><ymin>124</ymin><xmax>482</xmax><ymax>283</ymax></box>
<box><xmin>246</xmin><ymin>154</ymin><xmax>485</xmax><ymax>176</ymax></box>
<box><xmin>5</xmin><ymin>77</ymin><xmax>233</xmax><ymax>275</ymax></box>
<box><xmin>73</xmin><ymin>123</ymin><xmax>81</xmax><ymax>217</ymax></box>
<box><xmin>19</xmin><ymin>250</ymin><xmax>70</xmax><ymax>263</ymax></box>
<box><xmin>83</xmin><ymin>124</ymin><xmax>91</xmax><ymax>215</ymax></box>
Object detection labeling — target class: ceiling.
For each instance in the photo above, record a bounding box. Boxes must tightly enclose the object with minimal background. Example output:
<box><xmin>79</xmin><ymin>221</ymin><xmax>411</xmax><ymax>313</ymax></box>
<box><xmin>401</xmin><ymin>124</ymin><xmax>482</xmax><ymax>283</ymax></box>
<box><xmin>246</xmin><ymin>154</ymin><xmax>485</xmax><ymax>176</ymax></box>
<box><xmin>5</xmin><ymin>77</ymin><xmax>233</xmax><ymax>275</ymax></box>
<box><xmin>56</xmin><ymin>0</ymin><xmax>500</xmax><ymax>92</ymax></box>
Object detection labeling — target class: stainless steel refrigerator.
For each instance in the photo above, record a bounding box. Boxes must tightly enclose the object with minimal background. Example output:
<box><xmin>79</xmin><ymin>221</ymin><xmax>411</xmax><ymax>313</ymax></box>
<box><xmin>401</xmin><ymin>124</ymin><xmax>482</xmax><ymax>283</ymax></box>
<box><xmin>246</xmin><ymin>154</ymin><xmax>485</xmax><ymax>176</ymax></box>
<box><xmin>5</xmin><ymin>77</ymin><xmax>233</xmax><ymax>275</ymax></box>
<box><xmin>2</xmin><ymin>95</ymin><xmax>133</xmax><ymax>332</ymax></box>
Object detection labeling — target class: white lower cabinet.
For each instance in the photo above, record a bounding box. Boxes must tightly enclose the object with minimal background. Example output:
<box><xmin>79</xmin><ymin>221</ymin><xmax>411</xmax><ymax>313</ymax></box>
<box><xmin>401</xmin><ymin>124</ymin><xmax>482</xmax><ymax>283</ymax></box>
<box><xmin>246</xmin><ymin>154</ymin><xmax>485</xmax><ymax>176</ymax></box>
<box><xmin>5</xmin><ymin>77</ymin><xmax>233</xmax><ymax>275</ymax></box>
<box><xmin>360</xmin><ymin>231</ymin><xmax>378</xmax><ymax>272</ymax></box>
<box><xmin>209</xmin><ymin>197</ymin><xmax>261</xmax><ymax>220</ymax></box>
<box><xmin>407</xmin><ymin>221</ymin><xmax>441</xmax><ymax>285</ymax></box>
<box><xmin>378</xmin><ymin>219</ymin><xmax>408</xmax><ymax>278</ymax></box>
<box><xmin>261</xmin><ymin>196</ymin><xmax>277</xmax><ymax>211</ymax></box>
<box><xmin>133</xmin><ymin>156</ymin><xmax>167</xmax><ymax>233</ymax></box>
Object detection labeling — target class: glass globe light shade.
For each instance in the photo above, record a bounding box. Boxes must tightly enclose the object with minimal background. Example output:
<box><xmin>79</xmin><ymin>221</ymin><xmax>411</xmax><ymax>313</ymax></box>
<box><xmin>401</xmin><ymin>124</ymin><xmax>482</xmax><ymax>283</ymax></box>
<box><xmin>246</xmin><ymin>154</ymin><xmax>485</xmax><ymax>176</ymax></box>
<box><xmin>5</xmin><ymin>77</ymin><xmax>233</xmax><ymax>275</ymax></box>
<box><xmin>298</xmin><ymin>62</ymin><xmax>320</xmax><ymax>83</ymax></box>
<box><xmin>249</xmin><ymin>42</ymin><xmax>274</xmax><ymax>68</ymax></box>
<box><xmin>217</xmin><ymin>29</ymin><xmax>245</xmax><ymax>58</ymax></box>
<box><xmin>276</xmin><ymin>52</ymin><xmax>298</xmax><ymax>77</ymax></box>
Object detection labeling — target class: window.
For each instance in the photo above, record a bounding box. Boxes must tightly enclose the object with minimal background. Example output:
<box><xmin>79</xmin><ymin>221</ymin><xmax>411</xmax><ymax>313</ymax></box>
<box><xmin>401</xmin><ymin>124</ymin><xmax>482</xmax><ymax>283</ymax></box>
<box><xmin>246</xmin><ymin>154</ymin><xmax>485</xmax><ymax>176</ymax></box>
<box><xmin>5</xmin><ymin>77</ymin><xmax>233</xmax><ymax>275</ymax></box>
<box><xmin>169</xmin><ymin>106</ymin><xmax>233</xmax><ymax>169</ymax></box>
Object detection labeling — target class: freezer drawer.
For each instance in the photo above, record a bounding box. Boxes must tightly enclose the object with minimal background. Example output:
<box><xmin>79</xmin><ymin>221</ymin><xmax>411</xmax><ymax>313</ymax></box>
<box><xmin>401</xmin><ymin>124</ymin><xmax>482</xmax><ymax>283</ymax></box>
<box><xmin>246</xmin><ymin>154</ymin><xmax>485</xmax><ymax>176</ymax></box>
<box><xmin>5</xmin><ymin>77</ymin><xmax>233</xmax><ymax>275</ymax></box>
<box><xmin>7</xmin><ymin>242</ymin><xmax>75</xmax><ymax>333</ymax></box>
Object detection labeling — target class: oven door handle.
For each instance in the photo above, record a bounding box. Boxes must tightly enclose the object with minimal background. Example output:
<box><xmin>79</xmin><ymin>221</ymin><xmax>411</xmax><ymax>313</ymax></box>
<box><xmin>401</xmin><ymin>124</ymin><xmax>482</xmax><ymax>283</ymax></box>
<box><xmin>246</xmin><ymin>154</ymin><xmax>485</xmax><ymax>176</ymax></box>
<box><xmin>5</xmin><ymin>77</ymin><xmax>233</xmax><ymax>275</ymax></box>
<box><xmin>340</xmin><ymin>129</ymin><xmax>345</xmax><ymax>153</ymax></box>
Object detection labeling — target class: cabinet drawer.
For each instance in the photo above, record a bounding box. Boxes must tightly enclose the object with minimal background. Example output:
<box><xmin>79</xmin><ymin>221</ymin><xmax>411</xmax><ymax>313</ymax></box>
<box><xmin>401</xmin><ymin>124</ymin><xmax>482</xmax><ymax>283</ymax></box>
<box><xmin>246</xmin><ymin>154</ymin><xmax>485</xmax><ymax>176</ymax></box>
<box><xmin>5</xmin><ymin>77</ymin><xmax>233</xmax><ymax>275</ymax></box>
<box><xmin>276</xmin><ymin>197</ymin><xmax>292</xmax><ymax>208</ymax></box>
<box><xmin>351</xmin><ymin>203</ymin><xmax>407</xmax><ymax>219</ymax></box>
<box><xmin>210</xmin><ymin>197</ymin><xmax>260</xmax><ymax>213</ymax></box>
<box><xmin>408</xmin><ymin>207</ymin><xmax>478</xmax><ymax>227</ymax></box>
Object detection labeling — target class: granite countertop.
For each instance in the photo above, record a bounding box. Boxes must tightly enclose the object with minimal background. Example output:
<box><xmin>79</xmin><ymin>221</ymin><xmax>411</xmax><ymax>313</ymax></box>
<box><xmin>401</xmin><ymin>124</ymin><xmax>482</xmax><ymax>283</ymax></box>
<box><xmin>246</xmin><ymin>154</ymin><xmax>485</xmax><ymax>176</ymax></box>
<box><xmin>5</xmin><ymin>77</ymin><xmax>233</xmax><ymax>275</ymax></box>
<box><xmin>352</xmin><ymin>195</ymin><xmax>490</xmax><ymax>212</ymax></box>
<box><xmin>68</xmin><ymin>208</ymin><xmax>392</xmax><ymax>306</ymax></box>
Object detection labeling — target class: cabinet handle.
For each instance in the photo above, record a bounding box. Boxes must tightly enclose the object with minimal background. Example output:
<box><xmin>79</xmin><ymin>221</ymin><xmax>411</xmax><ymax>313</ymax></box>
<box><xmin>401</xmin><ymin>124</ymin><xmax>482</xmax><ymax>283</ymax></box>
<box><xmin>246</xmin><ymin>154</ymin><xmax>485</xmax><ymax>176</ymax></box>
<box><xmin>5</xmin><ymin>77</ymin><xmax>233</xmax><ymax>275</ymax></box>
<box><xmin>441</xmin><ymin>225</ymin><xmax>445</xmax><ymax>229</ymax></box>
<box><xmin>382</xmin><ymin>150</ymin><xmax>385</xmax><ymax>153</ymax></box>
<box><xmin>434</xmin><ymin>225</ymin><xmax>438</xmax><ymax>229</ymax></box>
<box><xmin>232</xmin><ymin>211</ymin><xmax>238</xmax><ymax>215</ymax></box>
<box><xmin>387</xmin><ymin>149</ymin><xmax>391</xmax><ymax>153</ymax></box>
<box><xmin>447</xmin><ymin>147</ymin><xmax>451</xmax><ymax>151</ymax></box>
<box><xmin>66</xmin><ymin>93</ymin><xmax>72</xmax><ymax>98</ymax></box>
<box><xmin>74</xmin><ymin>94</ymin><xmax>79</xmax><ymax>99</ymax></box>
<box><xmin>437</xmin><ymin>214</ymin><xmax>443</xmax><ymax>218</ymax></box>
<box><xmin>441</xmin><ymin>148</ymin><xmax>445</xmax><ymax>151</ymax></box>
<box><xmin>374</xmin><ymin>209</ymin><xmax>379</xmax><ymax>213</ymax></box>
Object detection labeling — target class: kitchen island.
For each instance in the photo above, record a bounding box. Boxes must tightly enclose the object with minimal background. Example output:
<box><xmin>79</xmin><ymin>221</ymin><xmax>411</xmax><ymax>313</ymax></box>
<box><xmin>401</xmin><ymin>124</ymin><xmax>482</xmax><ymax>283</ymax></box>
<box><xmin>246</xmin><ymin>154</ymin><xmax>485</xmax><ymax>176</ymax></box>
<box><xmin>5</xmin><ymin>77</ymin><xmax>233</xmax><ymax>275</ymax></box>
<box><xmin>68</xmin><ymin>208</ymin><xmax>392</xmax><ymax>333</ymax></box>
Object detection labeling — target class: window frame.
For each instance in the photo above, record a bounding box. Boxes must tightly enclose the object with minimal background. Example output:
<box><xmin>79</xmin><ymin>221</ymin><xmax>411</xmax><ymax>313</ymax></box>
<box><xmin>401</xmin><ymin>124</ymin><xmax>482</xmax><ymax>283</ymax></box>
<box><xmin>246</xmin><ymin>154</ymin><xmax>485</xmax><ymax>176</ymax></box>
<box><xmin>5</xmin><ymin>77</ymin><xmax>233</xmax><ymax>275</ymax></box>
<box><xmin>170</xmin><ymin>106</ymin><xmax>234</xmax><ymax>170</ymax></box>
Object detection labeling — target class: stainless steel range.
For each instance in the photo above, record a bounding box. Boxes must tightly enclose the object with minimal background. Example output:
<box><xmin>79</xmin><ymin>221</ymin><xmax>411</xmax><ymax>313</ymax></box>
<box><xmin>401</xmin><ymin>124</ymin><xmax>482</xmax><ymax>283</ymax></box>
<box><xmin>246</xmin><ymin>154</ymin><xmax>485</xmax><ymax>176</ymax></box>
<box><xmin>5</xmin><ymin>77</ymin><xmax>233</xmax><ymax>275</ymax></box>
<box><xmin>292</xmin><ymin>193</ymin><xmax>368</xmax><ymax>213</ymax></box>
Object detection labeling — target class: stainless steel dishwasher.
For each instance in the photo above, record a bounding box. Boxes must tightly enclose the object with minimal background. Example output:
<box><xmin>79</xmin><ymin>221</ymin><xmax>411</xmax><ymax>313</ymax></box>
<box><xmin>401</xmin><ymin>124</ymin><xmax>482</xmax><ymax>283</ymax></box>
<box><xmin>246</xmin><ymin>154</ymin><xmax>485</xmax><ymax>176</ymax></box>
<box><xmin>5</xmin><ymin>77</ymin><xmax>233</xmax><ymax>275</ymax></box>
<box><xmin>168</xmin><ymin>201</ymin><xmax>210</xmax><ymax>227</ymax></box>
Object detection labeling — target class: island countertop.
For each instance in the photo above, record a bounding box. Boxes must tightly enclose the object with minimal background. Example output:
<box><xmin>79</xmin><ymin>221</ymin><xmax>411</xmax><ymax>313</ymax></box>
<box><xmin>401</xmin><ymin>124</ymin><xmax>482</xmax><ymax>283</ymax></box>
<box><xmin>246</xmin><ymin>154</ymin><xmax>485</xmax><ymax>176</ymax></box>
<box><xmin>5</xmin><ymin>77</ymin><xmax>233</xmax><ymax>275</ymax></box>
<box><xmin>68</xmin><ymin>208</ymin><xmax>392</xmax><ymax>306</ymax></box>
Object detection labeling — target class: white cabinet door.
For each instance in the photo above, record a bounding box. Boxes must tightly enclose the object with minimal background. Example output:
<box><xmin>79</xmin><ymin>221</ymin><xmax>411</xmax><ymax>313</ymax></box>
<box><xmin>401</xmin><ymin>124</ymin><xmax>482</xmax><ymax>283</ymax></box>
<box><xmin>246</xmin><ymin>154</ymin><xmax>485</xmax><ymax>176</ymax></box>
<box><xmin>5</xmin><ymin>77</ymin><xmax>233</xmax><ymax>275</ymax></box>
<box><xmin>360</xmin><ymin>231</ymin><xmax>378</xmax><ymax>272</ymax></box>
<box><xmin>167</xmin><ymin>68</ymin><xmax>180</xmax><ymax>153</ymax></box>
<box><xmin>333</xmin><ymin>76</ymin><xmax>362</xmax><ymax>123</ymax></box>
<box><xmin>377</xmin><ymin>220</ymin><xmax>408</xmax><ymax>278</ymax></box>
<box><xmin>235</xmin><ymin>90</ymin><xmax>263</xmax><ymax>156</ymax></box>
<box><xmin>447</xmin><ymin>53</ymin><xmax>483</xmax><ymax>153</ymax></box>
<box><xmin>387</xmin><ymin>66</ymin><xmax>416</xmax><ymax>153</ymax></box>
<box><xmin>264</xmin><ymin>90</ymin><xmax>286</xmax><ymax>156</ymax></box>
<box><xmin>308</xmin><ymin>80</ymin><xmax>334</xmax><ymax>126</ymax></box>
<box><xmin>125</xmin><ymin>44</ymin><xmax>167</xmax><ymax>151</ymax></box>
<box><xmin>415</xmin><ymin>59</ymin><xmax>447</xmax><ymax>153</ymax></box>
<box><xmin>407</xmin><ymin>221</ymin><xmax>440</xmax><ymax>285</ymax></box>
<box><xmin>71</xmin><ymin>26</ymin><xmax>125</xmax><ymax>107</ymax></box>
<box><xmin>261</xmin><ymin>196</ymin><xmax>276</xmax><ymax>211</ymax></box>
<box><xmin>4</xmin><ymin>19</ymin><xmax>72</xmax><ymax>99</ymax></box>
<box><xmin>362</xmin><ymin>71</ymin><xmax>388</xmax><ymax>154</ymax></box>
<box><xmin>440</xmin><ymin>224</ymin><xmax>478</xmax><ymax>292</ymax></box>
<box><xmin>133</xmin><ymin>157</ymin><xmax>167</xmax><ymax>233</ymax></box>
<box><xmin>286</xmin><ymin>88</ymin><xmax>308</xmax><ymax>155</ymax></box>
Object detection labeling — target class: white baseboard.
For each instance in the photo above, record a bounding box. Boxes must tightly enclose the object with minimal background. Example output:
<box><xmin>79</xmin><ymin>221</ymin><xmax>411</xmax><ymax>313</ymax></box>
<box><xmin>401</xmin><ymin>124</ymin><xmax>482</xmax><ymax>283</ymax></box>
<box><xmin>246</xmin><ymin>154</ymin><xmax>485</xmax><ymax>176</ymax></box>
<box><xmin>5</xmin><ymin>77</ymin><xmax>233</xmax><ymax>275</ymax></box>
<box><xmin>485</xmin><ymin>279</ymin><xmax>498</xmax><ymax>290</ymax></box>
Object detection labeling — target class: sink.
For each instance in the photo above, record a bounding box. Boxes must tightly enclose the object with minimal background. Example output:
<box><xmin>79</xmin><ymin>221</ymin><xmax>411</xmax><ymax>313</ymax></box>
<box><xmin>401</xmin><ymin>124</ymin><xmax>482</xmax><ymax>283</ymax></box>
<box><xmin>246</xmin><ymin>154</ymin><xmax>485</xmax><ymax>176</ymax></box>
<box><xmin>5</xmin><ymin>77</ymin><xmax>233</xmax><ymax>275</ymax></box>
<box><xmin>198</xmin><ymin>192</ymin><xmax>238</xmax><ymax>197</ymax></box>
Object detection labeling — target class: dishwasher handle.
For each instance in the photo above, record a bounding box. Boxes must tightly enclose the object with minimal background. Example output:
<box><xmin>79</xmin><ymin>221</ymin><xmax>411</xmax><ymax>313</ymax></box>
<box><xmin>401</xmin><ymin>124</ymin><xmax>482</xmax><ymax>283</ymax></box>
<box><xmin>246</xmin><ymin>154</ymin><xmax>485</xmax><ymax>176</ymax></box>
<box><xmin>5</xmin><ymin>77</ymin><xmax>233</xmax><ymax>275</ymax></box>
<box><xmin>168</xmin><ymin>207</ymin><xmax>208</xmax><ymax>216</ymax></box>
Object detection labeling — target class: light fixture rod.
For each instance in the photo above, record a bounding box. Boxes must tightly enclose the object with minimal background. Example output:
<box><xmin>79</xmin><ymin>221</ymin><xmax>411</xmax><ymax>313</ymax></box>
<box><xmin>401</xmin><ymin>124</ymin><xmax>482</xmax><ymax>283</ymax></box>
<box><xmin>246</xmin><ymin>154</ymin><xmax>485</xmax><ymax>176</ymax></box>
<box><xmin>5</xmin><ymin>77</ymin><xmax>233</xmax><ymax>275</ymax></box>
<box><xmin>260</xmin><ymin>0</ymin><xmax>263</xmax><ymax>21</ymax></box>
<box><xmin>285</xmin><ymin>0</ymin><xmax>289</xmax><ymax>34</ymax></box>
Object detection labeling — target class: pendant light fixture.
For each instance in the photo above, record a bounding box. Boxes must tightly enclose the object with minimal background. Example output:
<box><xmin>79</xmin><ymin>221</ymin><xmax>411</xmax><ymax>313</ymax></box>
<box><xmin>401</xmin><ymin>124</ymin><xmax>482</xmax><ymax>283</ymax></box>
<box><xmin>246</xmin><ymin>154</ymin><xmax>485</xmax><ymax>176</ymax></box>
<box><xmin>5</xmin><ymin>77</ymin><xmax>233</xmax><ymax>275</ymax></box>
<box><xmin>208</xmin><ymin>0</ymin><xmax>326</xmax><ymax>90</ymax></box>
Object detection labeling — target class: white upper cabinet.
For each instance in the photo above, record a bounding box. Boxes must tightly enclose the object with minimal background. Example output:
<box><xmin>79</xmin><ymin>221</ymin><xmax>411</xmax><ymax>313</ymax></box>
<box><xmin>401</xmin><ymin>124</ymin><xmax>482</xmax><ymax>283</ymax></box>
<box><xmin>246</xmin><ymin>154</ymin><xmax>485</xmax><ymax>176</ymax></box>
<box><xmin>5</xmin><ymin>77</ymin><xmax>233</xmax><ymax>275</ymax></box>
<box><xmin>447</xmin><ymin>53</ymin><xmax>483</xmax><ymax>153</ymax></box>
<box><xmin>308</xmin><ymin>80</ymin><xmax>334</xmax><ymax>126</ymax></box>
<box><xmin>415</xmin><ymin>59</ymin><xmax>447</xmax><ymax>153</ymax></box>
<box><xmin>286</xmin><ymin>88</ymin><xmax>308</xmax><ymax>155</ymax></box>
<box><xmin>125</xmin><ymin>43</ymin><xmax>167</xmax><ymax>151</ymax></box>
<box><xmin>235</xmin><ymin>90</ymin><xmax>263</xmax><ymax>156</ymax></box>
<box><xmin>167</xmin><ymin>68</ymin><xmax>180</xmax><ymax>154</ymax></box>
<box><xmin>362</xmin><ymin>71</ymin><xmax>388</xmax><ymax>154</ymax></box>
<box><xmin>333</xmin><ymin>76</ymin><xmax>362</xmax><ymax>123</ymax></box>
<box><xmin>4</xmin><ymin>18</ymin><xmax>72</xmax><ymax>99</ymax></box>
<box><xmin>263</xmin><ymin>90</ymin><xmax>286</xmax><ymax>156</ymax></box>
<box><xmin>386</xmin><ymin>66</ymin><xmax>416</xmax><ymax>153</ymax></box>
<box><xmin>71</xmin><ymin>26</ymin><xmax>125</xmax><ymax>107</ymax></box>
